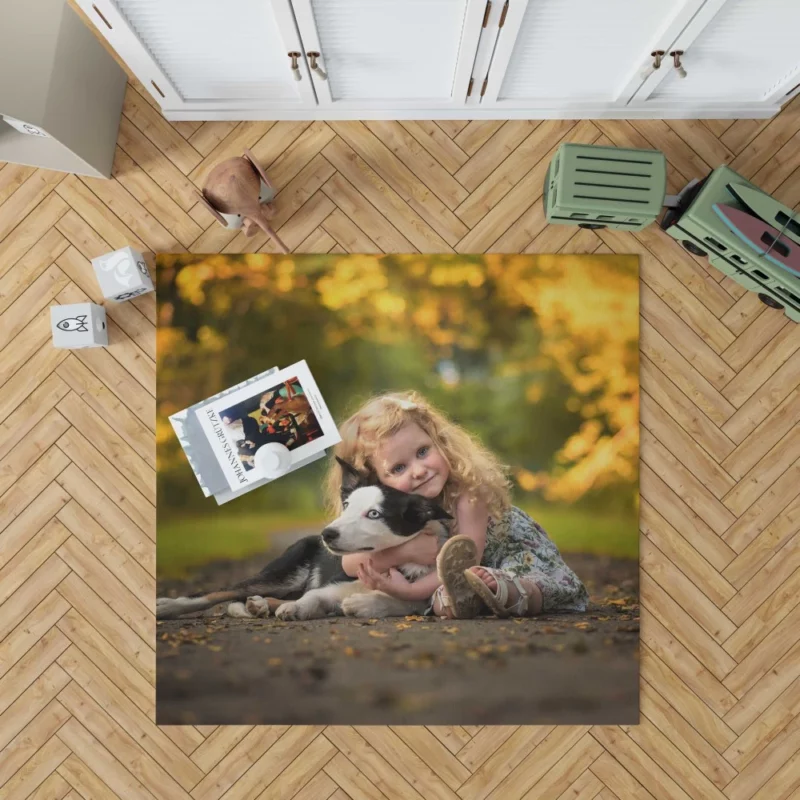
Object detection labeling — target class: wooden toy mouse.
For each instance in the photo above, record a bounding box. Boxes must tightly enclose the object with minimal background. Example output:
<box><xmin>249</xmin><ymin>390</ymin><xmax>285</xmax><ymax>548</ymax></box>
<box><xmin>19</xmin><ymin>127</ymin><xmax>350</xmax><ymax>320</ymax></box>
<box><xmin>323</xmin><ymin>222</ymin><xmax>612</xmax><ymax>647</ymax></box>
<box><xmin>197</xmin><ymin>148</ymin><xmax>289</xmax><ymax>253</ymax></box>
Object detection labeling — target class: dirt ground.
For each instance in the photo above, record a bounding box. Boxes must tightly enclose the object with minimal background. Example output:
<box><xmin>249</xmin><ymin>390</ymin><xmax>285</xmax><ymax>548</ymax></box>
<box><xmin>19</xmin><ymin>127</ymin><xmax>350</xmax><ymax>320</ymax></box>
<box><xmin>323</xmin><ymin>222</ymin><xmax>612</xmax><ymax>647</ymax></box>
<box><xmin>156</xmin><ymin>538</ymin><xmax>639</xmax><ymax>726</ymax></box>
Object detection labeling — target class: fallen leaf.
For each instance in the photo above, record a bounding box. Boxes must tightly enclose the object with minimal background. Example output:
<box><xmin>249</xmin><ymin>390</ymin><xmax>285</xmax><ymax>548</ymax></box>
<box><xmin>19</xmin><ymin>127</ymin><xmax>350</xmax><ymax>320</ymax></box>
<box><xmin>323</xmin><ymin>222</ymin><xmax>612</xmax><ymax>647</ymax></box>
<box><xmin>369</xmin><ymin>630</ymin><xmax>388</xmax><ymax>638</ymax></box>
<box><xmin>267</xmin><ymin>657</ymin><xmax>282</xmax><ymax>666</ymax></box>
<box><xmin>395</xmin><ymin>623</ymin><xmax>412</xmax><ymax>631</ymax></box>
<box><xmin>465</xmin><ymin>650</ymin><xmax>481</xmax><ymax>660</ymax></box>
<box><xmin>443</xmin><ymin>626</ymin><xmax>459</xmax><ymax>634</ymax></box>
<box><xmin>574</xmin><ymin>622</ymin><xmax>595</xmax><ymax>631</ymax></box>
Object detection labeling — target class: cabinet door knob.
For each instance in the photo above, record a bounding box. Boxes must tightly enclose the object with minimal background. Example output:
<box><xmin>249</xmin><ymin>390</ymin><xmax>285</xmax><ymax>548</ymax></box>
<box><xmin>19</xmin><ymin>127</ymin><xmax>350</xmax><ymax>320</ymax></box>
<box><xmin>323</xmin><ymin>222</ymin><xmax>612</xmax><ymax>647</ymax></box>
<box><xmin>307</xmin><ymin>52</ymin><xmax>328</xmax><ymax>81</ymax></box>
<box><xmin>670</xmin><ymin>50</ymin><xmax>687</xmax><ymax>79</ymax></box>
<box><xmin>640</xmin><ymin>50</ymin><xmax>665</xmax><ymax>81</ymax></box>
<box><xmin>288</xmin><ymin>52</ymin><xmax>302</xmax><ymax>81</ymax></box>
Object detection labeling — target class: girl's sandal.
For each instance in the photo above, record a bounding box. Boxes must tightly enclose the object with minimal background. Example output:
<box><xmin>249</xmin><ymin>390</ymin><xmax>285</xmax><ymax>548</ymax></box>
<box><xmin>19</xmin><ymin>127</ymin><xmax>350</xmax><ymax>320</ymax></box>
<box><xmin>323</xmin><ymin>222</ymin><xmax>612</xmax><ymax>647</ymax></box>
<box><xmin>464</xmin><ymin>567</ymin><xmax>532</xmax><ymax>618</ymax></box>
<box><xmin>435</xmin><ymin>535</ymin><xmax>483</xmax><ymax>619</ymax></box>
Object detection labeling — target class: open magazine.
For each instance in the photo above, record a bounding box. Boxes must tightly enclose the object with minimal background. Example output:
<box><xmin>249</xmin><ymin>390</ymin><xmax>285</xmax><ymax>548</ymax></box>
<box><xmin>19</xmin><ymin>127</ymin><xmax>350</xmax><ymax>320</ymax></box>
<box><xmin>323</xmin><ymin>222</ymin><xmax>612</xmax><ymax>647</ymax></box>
<box><xmin>170</xmin><ymin>361</ymin><xmax>340</xmax><ymax>504</ymax></box>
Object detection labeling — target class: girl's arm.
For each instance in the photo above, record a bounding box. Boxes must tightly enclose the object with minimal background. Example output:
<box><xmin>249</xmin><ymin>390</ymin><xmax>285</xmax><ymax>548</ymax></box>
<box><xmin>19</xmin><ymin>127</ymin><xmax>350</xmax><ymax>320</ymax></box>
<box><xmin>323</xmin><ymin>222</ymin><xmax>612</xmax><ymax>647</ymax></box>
<box><xmin>340</xmin><ymin>531</ymin><xmax>440</xmax><ymax>577</ymax></box>
<box><xmin>453</xmin><ymin>493</ymin><xmax>489</xmax><ymax>562</ymax></box>
<box><xmin>341</xmin><ymin>552</ymin><xmax>369</xmax><ymax>577</ymax></box>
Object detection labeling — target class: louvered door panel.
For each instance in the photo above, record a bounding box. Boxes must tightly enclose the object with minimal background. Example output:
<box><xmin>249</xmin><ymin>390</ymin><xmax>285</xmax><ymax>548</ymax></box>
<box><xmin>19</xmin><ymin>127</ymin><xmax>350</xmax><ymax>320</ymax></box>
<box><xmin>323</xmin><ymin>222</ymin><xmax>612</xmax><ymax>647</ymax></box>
<box><xmin>76</xmin><ymin>0</ymin><xmax>314</xmax><ymax>109</ymax></box>
<box><xmin>647</xmin><ymin>0</ymin><xmax>800</xmax><ymax>102</ymax></box>
<box><xmin>489</xmin><ymin>0</ymin><xmax>696</xmax><ymax>105</ymax></box>
<box><xmin>292</xmin><ymin>0</ymin><xmax>486</xmax><ymax>107</ymax></box>
<box><xmin>116</xmin><ymin>0</ymin><xmax>296</xmax><ymax>101</ymax></box>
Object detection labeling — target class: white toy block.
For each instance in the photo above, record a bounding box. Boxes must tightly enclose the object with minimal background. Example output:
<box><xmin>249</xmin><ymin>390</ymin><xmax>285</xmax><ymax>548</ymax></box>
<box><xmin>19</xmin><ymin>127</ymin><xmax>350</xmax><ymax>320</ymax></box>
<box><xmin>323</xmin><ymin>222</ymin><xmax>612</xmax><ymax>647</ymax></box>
<box><xmin>91</xmin><ymin>246</ymin><xmax>154</xmax><ymax>302</ymax></box>
<box><xmin>51</xmin><ymin>303</ymin><xmax>108</xmax><ymax>349</ymax></box>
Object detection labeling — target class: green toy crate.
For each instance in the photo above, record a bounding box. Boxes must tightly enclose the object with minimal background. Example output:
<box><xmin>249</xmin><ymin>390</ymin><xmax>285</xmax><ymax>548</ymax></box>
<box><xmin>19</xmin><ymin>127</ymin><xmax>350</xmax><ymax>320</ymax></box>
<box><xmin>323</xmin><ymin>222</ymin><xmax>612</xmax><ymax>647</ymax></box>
<box><xmin>660</xmin><ymin>164</ymin><xmax>800</xmax><ymax>322</ymax></box>
<box><xmin>544</xmin><ymin>143</ymin><xmax>667</xmax><ymax>231</ymax></box>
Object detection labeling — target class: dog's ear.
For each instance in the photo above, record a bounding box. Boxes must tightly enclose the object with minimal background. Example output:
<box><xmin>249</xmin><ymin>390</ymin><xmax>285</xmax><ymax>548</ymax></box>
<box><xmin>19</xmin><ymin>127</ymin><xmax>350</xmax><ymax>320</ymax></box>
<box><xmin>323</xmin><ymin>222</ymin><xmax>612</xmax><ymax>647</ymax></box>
<box><xmin>404</xmin><ymin>496</ymin><xmax>452</xmax><ymax>529</ymax></box>
<box><xmin>336</xmin><ymin>456</ymin><xmax>362</xmax><ymax>495</ymax></box>
<box><xmin>336</xmin><ymin>456</ymin><xmax>379</xmax><ymax>497</ymax></box>
<box><xmin>429</xmin><ymin>503</ymin><xmax>453</xmax><ymax>521</ymax></box>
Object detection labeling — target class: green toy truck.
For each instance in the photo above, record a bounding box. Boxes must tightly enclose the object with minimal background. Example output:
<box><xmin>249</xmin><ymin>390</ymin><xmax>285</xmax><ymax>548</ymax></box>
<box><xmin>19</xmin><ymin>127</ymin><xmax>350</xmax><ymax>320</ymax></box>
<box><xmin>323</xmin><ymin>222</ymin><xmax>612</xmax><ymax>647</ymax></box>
<box><xmin>660</xmin><ymin>165</ymin><xmax>800</xmax><ymax>323</ymax></box>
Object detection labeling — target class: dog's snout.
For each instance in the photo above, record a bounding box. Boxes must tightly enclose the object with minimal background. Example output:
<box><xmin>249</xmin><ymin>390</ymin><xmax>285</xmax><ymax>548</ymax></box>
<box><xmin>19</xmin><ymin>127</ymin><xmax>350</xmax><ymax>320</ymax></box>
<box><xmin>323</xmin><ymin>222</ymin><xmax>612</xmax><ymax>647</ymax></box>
<box><xmin>321</xmin><ymin>528</ymin><xmax>339</xmax><ymax>544</ymax></box>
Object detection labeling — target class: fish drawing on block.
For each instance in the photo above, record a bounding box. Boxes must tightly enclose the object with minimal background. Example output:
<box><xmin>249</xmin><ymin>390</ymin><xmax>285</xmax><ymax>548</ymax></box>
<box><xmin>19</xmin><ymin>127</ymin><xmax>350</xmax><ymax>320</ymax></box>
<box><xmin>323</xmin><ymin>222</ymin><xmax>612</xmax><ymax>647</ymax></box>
<box><xmin>56</xmin><ymin>315</ymin><xmax>89</xmax><ymax>332</ymax></box>
<box><xmin>712</xmin><ymin>204</ymin><xmax>800</xmax><ymax>277</ymax></box>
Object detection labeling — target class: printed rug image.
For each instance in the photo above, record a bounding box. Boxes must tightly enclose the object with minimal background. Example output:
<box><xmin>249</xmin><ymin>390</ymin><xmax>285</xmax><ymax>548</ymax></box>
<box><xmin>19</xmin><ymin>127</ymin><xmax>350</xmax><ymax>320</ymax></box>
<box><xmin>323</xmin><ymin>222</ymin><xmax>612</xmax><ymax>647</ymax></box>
<box><xmin>156</xmin><ymin>253</ymin><xmax>640</xmax><ymax>725</ymax></box>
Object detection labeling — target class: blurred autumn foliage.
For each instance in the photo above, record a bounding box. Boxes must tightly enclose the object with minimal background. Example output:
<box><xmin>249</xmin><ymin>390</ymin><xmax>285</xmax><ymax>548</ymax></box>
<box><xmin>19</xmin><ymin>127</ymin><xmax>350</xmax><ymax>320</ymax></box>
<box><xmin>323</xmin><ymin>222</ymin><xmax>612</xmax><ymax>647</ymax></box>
<box><xmin>157</xmin><ymin>253</ymin><xmax>639</xmax><ymax>520</ymax></box>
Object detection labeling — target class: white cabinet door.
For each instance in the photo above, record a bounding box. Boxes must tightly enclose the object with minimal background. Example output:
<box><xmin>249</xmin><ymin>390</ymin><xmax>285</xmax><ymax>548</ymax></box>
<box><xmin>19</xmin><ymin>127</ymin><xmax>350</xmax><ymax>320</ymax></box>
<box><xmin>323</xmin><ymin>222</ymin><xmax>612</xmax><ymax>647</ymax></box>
<box><xmin>632</xmin><ymin>0</ymin><xmax>800</xmax><ymax>108</ymax></box>
<box><xmin>290</xmin><ymin>0</ymin><xmax>487</xmax><ymax>109</ymax></box>
<box><xmin>75</xmin><ymin>0</ymin><xmax>316</xmax><ymax>111</ymax></box>
<box><xmin>479</xmin><ymin>0</ymin><xmax>707</xmax><ymax>110</ymax></box>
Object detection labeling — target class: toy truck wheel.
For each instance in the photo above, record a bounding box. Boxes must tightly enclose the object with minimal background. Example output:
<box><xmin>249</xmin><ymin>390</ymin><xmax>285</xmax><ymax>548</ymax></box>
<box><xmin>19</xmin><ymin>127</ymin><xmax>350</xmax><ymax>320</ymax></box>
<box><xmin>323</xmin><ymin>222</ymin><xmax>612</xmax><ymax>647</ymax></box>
<box><xmin>578</xmin><ymin>223</ymin><xmax>606</xmax><ymax>230</ymax></box>
<box><xmin>682</xmin><ymin>240</ymin><xmax>707</xmax><ymax>257</ymax></box>
<box><xmin>758</xmin><ymin>293</ymin><xmax>784</xmax><ymax>310</ymax></box>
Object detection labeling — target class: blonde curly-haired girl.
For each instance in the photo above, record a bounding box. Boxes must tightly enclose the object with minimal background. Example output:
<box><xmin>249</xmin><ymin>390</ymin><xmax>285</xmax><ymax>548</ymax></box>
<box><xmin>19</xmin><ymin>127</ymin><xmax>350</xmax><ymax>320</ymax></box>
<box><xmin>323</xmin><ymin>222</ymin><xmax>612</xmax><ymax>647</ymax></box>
<box><xmin>326</xmin><ymin>391</ymin><xmax>589</xmax><ymax>619</ymax></box>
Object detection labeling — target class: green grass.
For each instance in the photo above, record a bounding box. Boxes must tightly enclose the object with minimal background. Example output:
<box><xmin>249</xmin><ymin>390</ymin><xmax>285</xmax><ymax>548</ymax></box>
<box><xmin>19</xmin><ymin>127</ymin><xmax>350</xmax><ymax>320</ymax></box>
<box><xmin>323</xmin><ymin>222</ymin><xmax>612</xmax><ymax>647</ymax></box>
<box><xmin>158</xmin><ymin>504</ymin><xmax>637</xmax><ymax>579</ymax></box>
<box><xmin>157</xmin><ymin>511</ymin><xmax>326</xmax><ymax>579</ymax></box>
<box><xmin>521</xmin><ymin>504</ymin><xmax>638</xmax><ymax>560</ymax></box>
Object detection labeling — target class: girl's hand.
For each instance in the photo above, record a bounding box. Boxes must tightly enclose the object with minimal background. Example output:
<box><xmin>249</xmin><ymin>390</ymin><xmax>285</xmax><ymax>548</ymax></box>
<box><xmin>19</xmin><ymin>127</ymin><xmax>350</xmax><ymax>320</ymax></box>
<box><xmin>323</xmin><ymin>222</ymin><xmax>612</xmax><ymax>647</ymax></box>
<box><xmin>357</xmin><ymin>561</ymin><xmax>414</xmax><ymax>600</ymax></box>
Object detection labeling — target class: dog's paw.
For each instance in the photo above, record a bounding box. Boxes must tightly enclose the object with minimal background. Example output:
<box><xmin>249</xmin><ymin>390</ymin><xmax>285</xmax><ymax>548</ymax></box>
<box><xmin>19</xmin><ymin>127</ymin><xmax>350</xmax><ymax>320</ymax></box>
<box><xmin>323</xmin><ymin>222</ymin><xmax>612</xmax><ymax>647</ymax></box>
<box><xmin>226</xmin><ymin>602</ymin><xmax>253</xmax><ymax>618</ymax></box>
<box><xmin>275</xmin><ymin>600</ymin><xmax>319</xmax><ymax>621</ymax></box>
<box><xmin>341</xmin><ymin>593</ymin><xmax>384</xmax><ymax>618</ymax></box>
<box><xmin>245</xmin><ymin>596</ymin><xmax>270</xmax><ymax>618</ymax></box>
<box><xmin>156</xmin><ymin>596</ymin><xmax>185</xmax><ymax>620</ymax></box>
<box><xmin>274</xmin><ymin>601</ymin><xmax>302</xmax><ymax>621</ymax></box>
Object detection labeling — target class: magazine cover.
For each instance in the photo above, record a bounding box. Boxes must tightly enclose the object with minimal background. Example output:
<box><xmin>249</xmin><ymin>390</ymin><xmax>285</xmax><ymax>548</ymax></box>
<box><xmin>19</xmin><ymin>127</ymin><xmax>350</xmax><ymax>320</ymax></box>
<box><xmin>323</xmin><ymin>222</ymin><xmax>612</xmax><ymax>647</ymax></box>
<box><xmin>168</xmin><ymin>366</ymin><xmax>280</xmax><ymax>498</ymax></box>
<box><xmin>194</xmin><ymin>360</ymin><xmax>341</xmax><ymax>491</ymax></box>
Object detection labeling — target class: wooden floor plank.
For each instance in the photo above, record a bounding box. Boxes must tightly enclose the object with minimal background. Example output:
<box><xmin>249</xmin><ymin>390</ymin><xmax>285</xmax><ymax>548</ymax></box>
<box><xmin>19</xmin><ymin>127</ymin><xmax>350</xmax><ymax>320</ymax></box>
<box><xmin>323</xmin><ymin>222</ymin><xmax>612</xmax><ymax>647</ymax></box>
<box><xmin>399</xmin><ymin>121</ymin><xmax>469</xmax><ymax>175</ymax></box>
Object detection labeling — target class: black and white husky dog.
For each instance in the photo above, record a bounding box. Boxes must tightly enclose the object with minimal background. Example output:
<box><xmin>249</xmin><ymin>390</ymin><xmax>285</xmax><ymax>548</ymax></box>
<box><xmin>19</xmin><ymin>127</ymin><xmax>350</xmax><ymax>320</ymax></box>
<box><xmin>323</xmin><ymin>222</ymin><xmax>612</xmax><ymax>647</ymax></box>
<box><xmin>155</xmin><ymin>458</ymin><xmax>451</xmax><ymax>621</ymax></box>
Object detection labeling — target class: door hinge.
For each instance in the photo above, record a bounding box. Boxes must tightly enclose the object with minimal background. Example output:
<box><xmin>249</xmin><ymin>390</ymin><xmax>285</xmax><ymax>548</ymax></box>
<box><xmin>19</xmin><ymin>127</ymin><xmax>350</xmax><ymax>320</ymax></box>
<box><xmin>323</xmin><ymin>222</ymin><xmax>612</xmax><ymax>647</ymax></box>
<box><xmin>499</xmin><ymin>0</ymin><xmax>509</xmax><ymax>28</ymax></box>
<box><xmin>482</xmin><ymin>0</ymin><xmax>492</xmax><ymax>27</ymax></box>
<box><xmin>480</xmin><ymin>77</ymin><xmax>488</xmax><ymax>97</ymax></box>
<box><xmin>467</xmin><ymin>77</ymin><xmax>474</xmax><ymax>97</ymax></box>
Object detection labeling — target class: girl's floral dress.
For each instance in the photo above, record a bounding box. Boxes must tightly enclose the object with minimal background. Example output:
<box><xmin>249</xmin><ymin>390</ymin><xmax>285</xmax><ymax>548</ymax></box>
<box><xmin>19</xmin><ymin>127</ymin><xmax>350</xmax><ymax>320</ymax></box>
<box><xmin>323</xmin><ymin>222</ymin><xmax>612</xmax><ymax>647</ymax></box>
<box><xmin>481</xmin><ymin>506</ymin><xmax>589</xmax><ymax>612</ymax></box>
<box><xmin>431</xmin><ymin>506</ymin><xmax>589</xmax><ymax>614</ymax></box>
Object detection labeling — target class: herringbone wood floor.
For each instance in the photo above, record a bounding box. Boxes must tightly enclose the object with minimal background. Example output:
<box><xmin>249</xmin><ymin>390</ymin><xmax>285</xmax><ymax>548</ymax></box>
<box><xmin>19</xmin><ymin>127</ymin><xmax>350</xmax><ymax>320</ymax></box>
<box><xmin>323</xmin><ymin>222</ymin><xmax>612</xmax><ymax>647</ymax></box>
<box><xmin>2</xmin><ymin>73</ymin><xmax>800</xmax><ymax>798</ymax></box>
